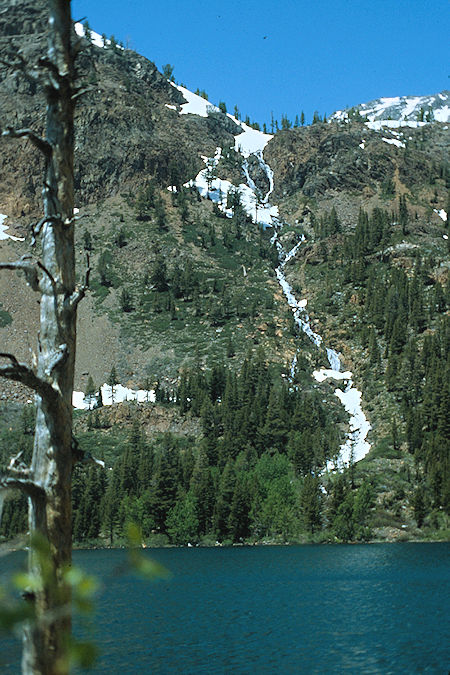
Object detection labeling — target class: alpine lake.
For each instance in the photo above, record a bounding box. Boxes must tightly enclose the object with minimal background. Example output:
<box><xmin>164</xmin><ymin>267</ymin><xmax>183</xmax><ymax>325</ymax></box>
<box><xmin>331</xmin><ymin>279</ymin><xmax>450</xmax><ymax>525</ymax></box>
<box><xmin>1</xmin><ymin>542</ymin><xmax>449</xmax><ymax>673</ymax></box>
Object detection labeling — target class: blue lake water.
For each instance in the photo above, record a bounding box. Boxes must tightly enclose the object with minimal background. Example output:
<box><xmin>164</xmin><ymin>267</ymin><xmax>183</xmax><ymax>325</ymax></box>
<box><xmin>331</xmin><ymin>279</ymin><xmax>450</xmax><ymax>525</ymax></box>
<box><xmin>1</xmin><ymin>543</ymin><xmax>449</xmax><ymax>673</ymax></box>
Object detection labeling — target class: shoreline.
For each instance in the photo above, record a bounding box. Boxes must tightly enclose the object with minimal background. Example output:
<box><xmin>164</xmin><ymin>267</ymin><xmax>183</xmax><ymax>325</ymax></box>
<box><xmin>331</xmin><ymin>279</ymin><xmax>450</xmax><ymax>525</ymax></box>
<box><xmin>2</xmin><ymin>531</ymin><xmax>449</xmax><ymax>554</ymax></box>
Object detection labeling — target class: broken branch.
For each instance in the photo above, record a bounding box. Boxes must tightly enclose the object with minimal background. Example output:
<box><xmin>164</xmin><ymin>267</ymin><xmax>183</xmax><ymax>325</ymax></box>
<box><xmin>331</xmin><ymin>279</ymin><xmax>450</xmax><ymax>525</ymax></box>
<box><xmin>69</xmin><ymin>254</ymin><xmax>91</xmax><ymax>308</ymax></box>
<box><xmin>30</xmin><ymin>215</ymin><xmax>62</xmax><ymax>246</ymax></box>
<box><xmin>0</xmin><ymin>256</ymin><xmax>40</xmax><ymax>291</ymax></box>
<box><xmin>2</xmin><ymin>127</ymin><xmax>52</xmax><ymax>157</ymax></box>
<box><xmin>0</xmin><ymin>476</ymin><xmax>44</xmax><ymax>499</ymax></box>
<box><xmin>0</xmin><ymin>353</ymin><xmax>58</xmax><ymax>401</ymax></box>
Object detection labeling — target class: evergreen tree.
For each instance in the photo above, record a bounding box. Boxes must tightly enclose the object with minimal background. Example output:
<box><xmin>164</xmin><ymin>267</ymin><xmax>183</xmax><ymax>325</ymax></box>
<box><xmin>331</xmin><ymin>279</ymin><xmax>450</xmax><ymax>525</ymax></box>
<box><xmin>85</xmin><ymin>375</ymin><xmax>96</xmax><ymax>409</ymax></box>
<box><xmin>162</xmin><ymin>63</ymin><xmax>175</xmax><ymax>80</ymax></box>
<box><xmin>213</xmin><ymin>459</ymin><xmax>235</xmax><ymax>537</ymax></box>
<box><xmin>166</xmin><ymin>491</ymin><xmax>199</xmax><ymax>545</ymax></box>
<box><xmin>300</xmin><ymin>475</ymin><xmax>322</xmax><ymax>533</ymax></box>
<box><xmin>83</xmin><ymin>229</ymin><xmax>93</xmax><ymax>251</ymax></box>
<box><xmin>108</xmin><ymin>366</ymin><xmax>119</xmax><ymax>403</ymax></box>
<box><xmin>150</xmin><ymin>254</ymin><xmax>168</xmax><ymax>291</ymax></box>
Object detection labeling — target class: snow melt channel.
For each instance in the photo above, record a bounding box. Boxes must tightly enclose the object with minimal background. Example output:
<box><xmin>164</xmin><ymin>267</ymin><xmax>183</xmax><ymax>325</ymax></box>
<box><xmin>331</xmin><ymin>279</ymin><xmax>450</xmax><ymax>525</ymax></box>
<box><xmin>176</xmin><ymin>83</ymin><xmax>371</xmax><ymax>468</ymax></box>
<box><xmin>275</xmin><ymin>239</ymin><xmax>371</xmax><ymax>469</ymax></box>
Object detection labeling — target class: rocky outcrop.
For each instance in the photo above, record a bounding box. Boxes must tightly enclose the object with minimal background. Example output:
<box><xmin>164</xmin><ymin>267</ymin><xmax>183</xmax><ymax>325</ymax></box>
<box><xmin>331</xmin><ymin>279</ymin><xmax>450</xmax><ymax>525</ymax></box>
<box><xmin>0</xmin><ymin>0</ymin><xmax>236</xmax><ymax>214</ymax></box>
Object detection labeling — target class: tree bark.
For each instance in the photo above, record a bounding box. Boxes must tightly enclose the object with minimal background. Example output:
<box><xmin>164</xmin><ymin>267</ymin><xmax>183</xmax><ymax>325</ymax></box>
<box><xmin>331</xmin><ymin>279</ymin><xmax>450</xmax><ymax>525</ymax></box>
<box><xmin>1</xmin><ymin>2</ymin><xmax>77</xmax><ymax>673</ymax></box>
<box><xmin>26</xmin><ymin>2</ymin><xmax>75</xmax><ymax>672</ymax></box>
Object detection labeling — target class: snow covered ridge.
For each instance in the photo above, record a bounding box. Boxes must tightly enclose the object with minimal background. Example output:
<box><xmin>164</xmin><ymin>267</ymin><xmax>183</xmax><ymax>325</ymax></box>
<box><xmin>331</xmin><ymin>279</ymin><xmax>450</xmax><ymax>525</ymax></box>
<box><xmin>332</xmin><ymin>90</ymin><xmax>450</xmax><ymax>125</ymax></box>
<box><xmin>170</xmin><ymin>83</ymin><xmax>278</xmax><ymax>227</ymax></box>
<box><xmin>74</xmin><ymin>22</ymin><xmax>124</xmax><ymax>50</ymax></box>
<box><xmin>170</xmin><ymin>82</ymin><xmax>273</xmax><ymax>156</ymax></box>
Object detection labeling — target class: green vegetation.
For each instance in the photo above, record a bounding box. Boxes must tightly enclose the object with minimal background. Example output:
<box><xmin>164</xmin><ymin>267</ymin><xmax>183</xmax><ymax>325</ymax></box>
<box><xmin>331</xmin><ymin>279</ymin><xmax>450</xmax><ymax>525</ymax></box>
<box><xmin>295</xmin><ymin>203</ymin><xmax>450</xmax><ymax>530</ymax></box>
<box><xmin>0</xmin><ymin>303</ymin><xmax>12</xmax><ymax>327</ymax></box>
<box><xmin>0</xmin><ymin>350</ymin><xmax>376</xmax><ymax>546</ymax></box>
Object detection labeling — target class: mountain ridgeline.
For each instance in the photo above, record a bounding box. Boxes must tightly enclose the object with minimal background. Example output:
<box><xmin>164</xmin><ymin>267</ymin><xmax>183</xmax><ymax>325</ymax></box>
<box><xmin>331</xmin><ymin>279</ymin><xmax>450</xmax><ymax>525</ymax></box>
<box><xmin>0</xmin><ymin>1</ymin><xmax>449</xmax><ymax>545</ymax></box>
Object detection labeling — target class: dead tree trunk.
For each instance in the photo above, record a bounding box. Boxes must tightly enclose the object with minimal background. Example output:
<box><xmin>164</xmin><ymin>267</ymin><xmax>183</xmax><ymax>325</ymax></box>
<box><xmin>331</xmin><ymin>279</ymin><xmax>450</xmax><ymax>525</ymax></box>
<box><xmin>0</xmin><ymin>1</ymin><xmax>86</xmax><ymax>672</ymax></box>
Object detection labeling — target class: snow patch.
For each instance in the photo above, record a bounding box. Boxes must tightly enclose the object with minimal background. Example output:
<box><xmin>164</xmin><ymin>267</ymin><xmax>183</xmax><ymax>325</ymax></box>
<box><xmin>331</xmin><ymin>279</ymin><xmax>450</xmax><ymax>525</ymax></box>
<box><xmin>366</xmin><ymin>120</ymin><xmax>426</xmax><ymax>131</ymax></box>
<box><xmin>0</xmin><ymin>214</ymin><xmax>25</xmax><ymax>241</ymax></box>
<box><xmin>171</xmin><ymin>83</ymin><xmax>219</xmax><ymax>117</ymax></box>
<box><xmin>165</xmin><ymin>104</ymin><xmax>177</xmax><ymax>110</ymax></box>
<box><xmin>382</xmin><ymin>137</ymin><xmax>406</xmax><ymax>148</ymax></box>
<box><xmin>233</xmin><ymin>122</ymin><xmax>273</xmax><ymax>157</ymax></box>
<box><xmin>434</xmin><ymin>105</ymin><xmax>450</xmax><ymax>122</ymax></box>
<box><xmin>185</xmin><ymin>148</ymin><xmax>279</xmax><ymax>227</ymax></box>
<box><xmin>334</xmin><ymin>385</ymin><xmax>371</xmax><ymax>465</ymax></box>
<box><xmin>73</xmin><ymin>383</ymin><xmax>156</xmax><ymax>410</ymax></box>
<box><xmin>74</xmin><ymin>22</ymin><xmax>124</xmax><ymax>50</ymax></box>
<box><xmin>313</xmin><ymin>369</ymin><xmax>352</xmax><ymax>383</ymax></box>
<box><xmin>434</xmin><ymin>208</ymin><xmax>447</xmax><ymax>222</ymax></box>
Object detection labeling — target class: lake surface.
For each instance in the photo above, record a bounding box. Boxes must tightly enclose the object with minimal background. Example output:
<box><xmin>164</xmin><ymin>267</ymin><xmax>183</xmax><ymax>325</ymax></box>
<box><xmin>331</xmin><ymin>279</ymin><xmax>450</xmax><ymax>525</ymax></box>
<box><xmin>1</xmin><ymin>543</ymin><xmax>449</xmax><ymax>673</ymax></box>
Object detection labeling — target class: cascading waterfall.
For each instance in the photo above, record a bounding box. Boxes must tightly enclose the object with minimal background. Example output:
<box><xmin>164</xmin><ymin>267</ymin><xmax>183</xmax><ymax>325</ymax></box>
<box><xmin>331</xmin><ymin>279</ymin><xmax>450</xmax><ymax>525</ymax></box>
<box><xmin>186</xmin><ymin>117</ymin><xmax>371</xmax><ymax>470</ymax></box>
<box><xmin>247</xmin><ymin>153</ymin><xmax>371</xmax><ymax>469</ymax></box>
<box><xmin>274</xmin><ymin>234</ymin><xmax>371</xmax><ymax>469</ymax></box>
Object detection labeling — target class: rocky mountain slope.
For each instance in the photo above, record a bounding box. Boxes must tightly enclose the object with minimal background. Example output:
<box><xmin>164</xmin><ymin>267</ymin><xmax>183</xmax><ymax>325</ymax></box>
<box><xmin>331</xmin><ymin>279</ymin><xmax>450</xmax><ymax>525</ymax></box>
<box><xmin>0</xmin><ymin>0</ymin><xmax>449</xmax><ymax>543</ymax></box>
<box><xmin>332</xmin><ymin>90</ymin><xmax>450</xmax><ymax>123</ymax></box>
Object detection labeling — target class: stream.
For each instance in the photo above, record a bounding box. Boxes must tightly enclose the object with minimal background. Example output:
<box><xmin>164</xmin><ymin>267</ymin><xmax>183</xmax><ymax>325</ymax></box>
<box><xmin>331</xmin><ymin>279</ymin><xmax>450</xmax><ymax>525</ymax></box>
<box><xmin>204</xmin><ymin>127</ymin><xmax>372</xmax><ymax>469</ymax></box>
<box><xmin>76</xmin><ymin>95</ymin><xmax>371</xmax><ymax>468</ymax></box>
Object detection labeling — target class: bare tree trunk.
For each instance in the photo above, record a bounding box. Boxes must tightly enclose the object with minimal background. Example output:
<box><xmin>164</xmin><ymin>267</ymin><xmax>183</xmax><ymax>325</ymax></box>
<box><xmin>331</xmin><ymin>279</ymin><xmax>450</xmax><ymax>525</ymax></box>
<box><xmin>0</xmin><ymin>1</ymin><xmax>84</xmax><ymax>672</ymax></box>
<box><xmin>25</xmin><ymin>3</ymin><xmax>75</xmax><ymax>671</ymax></box>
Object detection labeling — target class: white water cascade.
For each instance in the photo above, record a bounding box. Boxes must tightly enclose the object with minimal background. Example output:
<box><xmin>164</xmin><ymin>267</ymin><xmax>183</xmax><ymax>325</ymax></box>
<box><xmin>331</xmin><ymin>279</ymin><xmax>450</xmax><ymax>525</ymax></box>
<box><xmin>173</xmin><ymin>96</ymin><xmax>371</xmax><ymax>469</ymax></box>
<box><xmin>274</xmin><ymin>239</ymin><xmax>371</xmax><ymax>469</ymax></box>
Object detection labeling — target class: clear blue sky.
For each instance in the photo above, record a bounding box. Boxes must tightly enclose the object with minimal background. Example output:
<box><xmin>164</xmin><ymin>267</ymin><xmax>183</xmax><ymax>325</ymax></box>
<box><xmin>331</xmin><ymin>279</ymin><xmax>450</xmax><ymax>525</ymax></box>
<box><xmin>72</xmin><ymin>0</ymin><xmax>449</xmax><ymax>126</ymax></box>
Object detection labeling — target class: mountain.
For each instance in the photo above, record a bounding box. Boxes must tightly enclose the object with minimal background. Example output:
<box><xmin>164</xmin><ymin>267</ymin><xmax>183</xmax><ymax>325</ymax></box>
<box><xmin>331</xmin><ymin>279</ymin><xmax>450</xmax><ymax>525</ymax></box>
<box><xmin>0</xmin><ymin>1</ymin><xmax>449</xmax><ymax>545</ymax></box>
<box><xmin>331</xmin><ymin>90</ymin><xmax>450</xmax><ymax>124</ymax></box>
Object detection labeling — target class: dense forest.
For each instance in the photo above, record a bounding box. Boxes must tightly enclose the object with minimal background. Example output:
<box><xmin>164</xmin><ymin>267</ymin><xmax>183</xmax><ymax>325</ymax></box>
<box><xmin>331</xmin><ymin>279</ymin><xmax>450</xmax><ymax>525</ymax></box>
<box><xmin>2</xmin><ymin>200</ymin><xmax>448</xmax><ymax>546</ymax></box>
<box><xmin>0</xmin><ymin>349</ymin><xmax>375</xmax><ymax>545</ymax></box>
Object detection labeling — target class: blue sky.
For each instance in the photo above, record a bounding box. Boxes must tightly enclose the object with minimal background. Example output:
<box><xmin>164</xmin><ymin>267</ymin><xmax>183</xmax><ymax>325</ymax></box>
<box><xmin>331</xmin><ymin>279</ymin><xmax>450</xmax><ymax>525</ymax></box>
<box><xmin>72</xmin><ymin>0</ymin><xmax>449</xmax><ymax>126</ymax></box>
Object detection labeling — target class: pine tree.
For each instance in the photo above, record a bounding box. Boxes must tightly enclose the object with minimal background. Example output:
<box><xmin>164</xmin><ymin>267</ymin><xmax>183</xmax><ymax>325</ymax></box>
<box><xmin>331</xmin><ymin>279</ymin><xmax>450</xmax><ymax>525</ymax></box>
<box><xmin>162</xmin><ymin>63</ymin><xmax>174</xmax><ymax>80</ymax></box>
<box><xmin>228</xmin><ymin>469</ymin><xmax>252</xmax><ymax>542</ymax></box>
<box><xmin>399</xmin><ymin>195</ymin><xmax>409</xmax><ymax>235</ymax></box>
<box><xmin>83</xmin><ymin>229</ymin><xmax>93</xmax><ymax>251</ymax></box>
<box><xmin>108</xmin><ymin>366</ymin><xmax>119</xmax><ymax>403</ymax></box>
<box><xmin>166</xmin><ymin>491</ymin><xmax>199</xmax><ymax>544</ymax></box>
<box><xmin>85</xmin><ymin>375</ymin><xmax>96</xmax><ymax>409</ymax></box>
<box><xmin>300</xmin><ymin>475</ymin><xmax>322</xmax><ymax>533</ymax></box>
<box><xmin>413</xmin><ymin>485</ymin><xmax>427</xmax><ymax>527</ymax></box>
<box><xmin>368</xmin><ymin>327</ymin><xmax>381</xmax><ymax>366</ymax></box>
<box><xmin>259</xmin><ymin>387</ymin><xmax>289</xmax><ymax>453</ymax></box>
<box><xmin>226</xmin><ymin>336</ymin><xmax>235</xmax><ymax>358</ymax></box>
<box><xmin>214</xmin><ymin>460</ymin><xmax>235</xmax><ymax>537</ymax></box>
<box><xmin>391</xmin><ymin>417</ymin><xmax>400</xmax><ymax>452</ymax></box>
<box><xmin>190</xmin><ymin>451</ymin><xmax>215</xmax><ymax>534</ymax></box>
<box><xmin>151</xmin><ymin>254</ymin><xmax>168</xmax><ymax>291</ymax></box>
